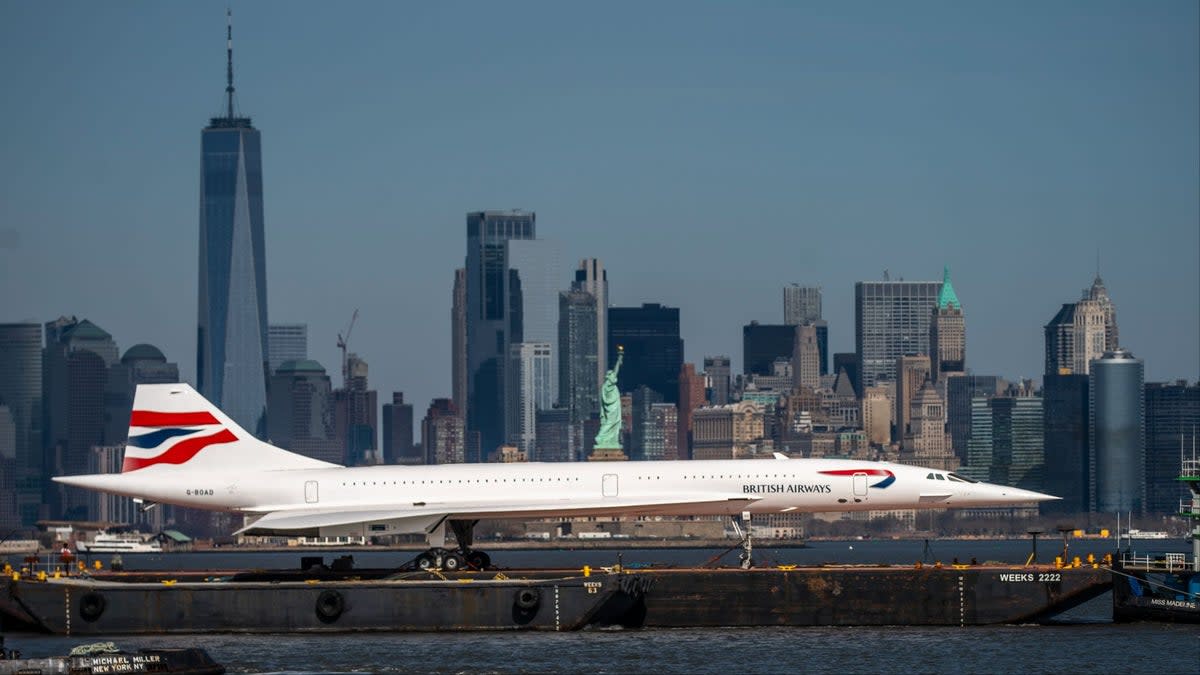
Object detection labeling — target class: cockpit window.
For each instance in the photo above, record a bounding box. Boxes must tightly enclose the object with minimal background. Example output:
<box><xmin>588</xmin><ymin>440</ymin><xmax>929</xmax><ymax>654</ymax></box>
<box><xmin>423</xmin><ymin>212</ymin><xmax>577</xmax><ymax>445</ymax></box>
<box><xmin>934</xmin><ymin>474</ymin><xmax>945</xmax><ymax>480</ymax></box>
<box><xmin>948</xmin><ymin>472</ymin><xmax>979</xmax><ymax>484</ymax></box>
<box><xmin>926</xmin><ymin>473</ymin><xmax>936</xmax><ymax>480</ymax></box>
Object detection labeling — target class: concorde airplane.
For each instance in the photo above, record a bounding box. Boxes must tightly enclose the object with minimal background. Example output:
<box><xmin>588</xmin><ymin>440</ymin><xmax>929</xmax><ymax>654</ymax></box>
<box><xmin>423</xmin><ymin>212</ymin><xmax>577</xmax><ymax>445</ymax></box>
<box><xmin>55</xmin><ymin>383</ymin><xmax>1056</xmax><ymax>569</ymax></box>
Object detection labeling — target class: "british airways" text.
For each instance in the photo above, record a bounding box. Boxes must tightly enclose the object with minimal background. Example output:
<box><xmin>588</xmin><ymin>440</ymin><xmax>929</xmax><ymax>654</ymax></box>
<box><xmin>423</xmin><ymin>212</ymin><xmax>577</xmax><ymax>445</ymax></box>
<box><xmin>743</xmin><ymin>484</ymin><xmax>832</xmax><ymax>494</ymax></box>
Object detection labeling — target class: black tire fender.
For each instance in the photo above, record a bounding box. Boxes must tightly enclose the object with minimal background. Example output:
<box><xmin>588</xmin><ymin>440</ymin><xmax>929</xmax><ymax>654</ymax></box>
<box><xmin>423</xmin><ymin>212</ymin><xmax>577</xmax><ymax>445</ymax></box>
<box><xmin>315</xmin><ymin>589</ymin><xmax>345</xmax><ymax>623</ymax></box>
<box><xmin>514</xmin><ymin>587</ymin><xmax>540</xmax><ymax>610</ymax></box>
<box><xmin>79</xmin><ymin>592</ymin><xmax>106</xmax><ymax>622</ymax></box>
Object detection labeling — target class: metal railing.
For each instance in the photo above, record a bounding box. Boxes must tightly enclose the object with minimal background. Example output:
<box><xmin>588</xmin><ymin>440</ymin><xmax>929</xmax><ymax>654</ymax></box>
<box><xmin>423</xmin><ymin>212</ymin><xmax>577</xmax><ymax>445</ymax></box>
<box><xmin>1120</xmin><ymin>551</ymin><xmax>1191</xmax><ymax>573</ymax></box>
<box><xmin>1181</xmin><ymin>458</ymin><xmax>1200</xmax><ymax>479</ymax></box>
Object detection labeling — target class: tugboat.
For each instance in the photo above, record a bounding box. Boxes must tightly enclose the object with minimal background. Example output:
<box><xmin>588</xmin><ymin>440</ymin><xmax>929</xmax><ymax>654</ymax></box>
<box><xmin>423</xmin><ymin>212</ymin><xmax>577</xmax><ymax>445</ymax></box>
<box><xmin>0</xmin><ymin>639</ymin><xmax>224</xmax><ymax>674</ymax></box>
<box><xmin>1111</xmin><ymin>453</ymin><xmax>1200</xmax><ymax>623</ymax></box>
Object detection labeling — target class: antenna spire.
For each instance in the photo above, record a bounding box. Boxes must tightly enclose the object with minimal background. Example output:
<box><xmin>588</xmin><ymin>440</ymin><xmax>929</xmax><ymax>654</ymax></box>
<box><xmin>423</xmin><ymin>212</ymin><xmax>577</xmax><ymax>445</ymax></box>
<box><xmin>225</xmin><ymin>8</ymin><xmax>235</xmax><ymax>120</ymax></box>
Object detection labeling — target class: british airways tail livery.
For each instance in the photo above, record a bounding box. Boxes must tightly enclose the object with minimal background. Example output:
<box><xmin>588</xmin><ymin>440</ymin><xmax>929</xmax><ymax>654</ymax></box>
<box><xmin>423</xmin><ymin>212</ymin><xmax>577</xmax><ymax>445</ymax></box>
<box><xmin>56</xmin><ymin>384</ymin><xmax>1056</xmax><ymax>568</ymax></box>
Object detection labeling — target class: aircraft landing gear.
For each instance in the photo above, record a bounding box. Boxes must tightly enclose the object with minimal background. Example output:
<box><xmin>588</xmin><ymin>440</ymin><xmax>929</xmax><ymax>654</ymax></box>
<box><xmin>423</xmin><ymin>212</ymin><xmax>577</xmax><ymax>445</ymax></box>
<box><xmin>412</xmin><ymin>546</ymin><xmax>491</xmax><ymax>572</ymax></box>
<box><xmin>731</xmin><ymin>511</ymin><xmax>754</xmax><ymax>569</ymax></box>
<box><xmin>412</xmin><ymin>520</ymin><xmax>492</xmax><ymax>571</ymax></box>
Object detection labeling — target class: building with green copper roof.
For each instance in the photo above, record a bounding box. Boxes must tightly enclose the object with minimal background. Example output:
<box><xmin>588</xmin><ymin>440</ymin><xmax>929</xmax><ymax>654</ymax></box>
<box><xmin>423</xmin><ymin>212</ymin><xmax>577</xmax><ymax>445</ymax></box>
<box><xmin>931</xmin><ymin>266</ymin><xmax>965</xmax><ymax>382</ymax></box>
<box><xmin>937</xmin><ymin>265</ymin><xmax>960</xmax><ymax>310</ymax></box>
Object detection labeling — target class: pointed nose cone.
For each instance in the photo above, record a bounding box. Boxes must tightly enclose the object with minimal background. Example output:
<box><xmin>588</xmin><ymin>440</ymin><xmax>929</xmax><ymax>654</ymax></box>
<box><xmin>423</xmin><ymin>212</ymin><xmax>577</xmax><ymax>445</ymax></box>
<box><xmin>986</xmin><ymin>484</ymin><xmax>1060</xmax><ymax>503</ymax></box>
<box><xmin>1010</xmin><ymin>488</ymin><xmax>1060</xmax><ymax>502</ymax></box>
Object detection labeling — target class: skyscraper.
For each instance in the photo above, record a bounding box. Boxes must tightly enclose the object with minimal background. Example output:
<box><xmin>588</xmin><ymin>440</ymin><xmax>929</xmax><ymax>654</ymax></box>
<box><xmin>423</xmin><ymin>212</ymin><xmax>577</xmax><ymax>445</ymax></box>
<box><xmin>945</xmin><ymin>374</ymin><xmax>1001</xmax><ymax>462</ymax></box>
<box><xmin>608</xmin><ymin>304</ymin><xmax>683</xmax><ymax>404</ymax></box>
<box><xmin>630</xmin><ymin>385</ymin><xmax>664</xmax><ymax>461</ymax></box>
<box><xmin>0</xmin><ymin>406</ymin><xmax>16</xmax><ymax>530</ymax></box>
<box><xmin>334</xmin><ymin>354</ymin><xmax>377</xmax><ymax>465</ymax></box>
<box><xmin>1044</xmin><ymin>300</ymin><xmax>1107</xmax><ymax>376</ymax></box>
<box><xmin>508</xmin><ymin>239</ymin><xmax>563</xmax><ymax>403</ymax></box>
<box><xmin>465</xmin><ymin>210</ymin><xmax>536</xmax><ymax>458</ymax></box>
<box><xmin>1090</xmin><ymin>349</ymin><xmax>1145</xmax><ymax>514</ymax></box>
<box><xmin>197</xmin><ymin>14</ymin><xmax>269</xmax><ymax>437</ymax></box>
<box><xmin>645</xmin><ymin>402</ymin><xmax>679</xmax><ymax>462</ymax></box>
<box><xmin>855</xmin><ymin>279</ymin><xmax>941</xmax><ymax>388</ymax></box>
<box><xmin>930</xmin><ymin>266</ymin><xmax>965</xmax><ymax>383</ymax></box>
<box><xmin>505</xmin><ymin>341</ymin><xmax>553</xmax><ymax>455</ymax></box>
<box><xmin>451</xmin><ymin>268</ymin><xmax>467</xmax><ymax>418</ymax></box>
<box><xmin>558</xmin><ymin>290</ymin><xmax>599</xmax><ymax>424</ymax></box>
<box><xmin>895</xmin><ymin>355</ymin><xmax>931</xmax><ymax>447</ymax></box>
<box><xmin>381</xmin><ymin>392</ymin><xmax>416</xmax><ymax>465</ymax></box>
<box><xmin>573</xmin><ymin>259</ymin><xmax>608</xmax><ymax>391</ymax></box>
<box><xmin>267</xmin><ymin>360</ymin><xmax>340</xmax><ymax>464</ymax></box>
<box><xmin>423</xmin><ymin>398</ymin><xmax>465</xmax><ymax>465</ymax></box>
<box><xmin>534</xmin><ymin>407</ymin><xmax>574</xmax><ymax>462</ymax></box>
<box><xmin>900</xmin><ymin>381</ymin><xmax>957</xmax><ymax>471</ymax></box>
<box><xmin>965</xmin><ymin>394</ymin><xmax>1045</xmax><ymax>491</ymax></box>
<box><xmin>1084</xmin><ymin>274</ymin><xmax>1119</xmax><ymax>351</ymax></box>
<box><xmin>861</xmin><ymin>385</ymin><xmax>892</xmax><ymax>447</ymax></box>
<box><xmin>791</xmin><ymin>324</ymin><xmax>821</xmax><ymax>390</ymax></box>
<box><xmin>43</xmin><ymin>318</ymin><xmax>118</xmax><ymax>520</ymax></box>
<box><xmin>742</xmin><ymin>322</ymin><xmax>797</xmax><ymax>377</ymax></box>
<box><xmin>703</xmin><ymin>356</ymin><xmax>731</xmax><ymax>405</ymax></box>
<box><xmin>268</xmin><ymin>324</ymin><xmax>307</xmax><ymax>374</ymax></box>
<box><xmin>1143</xmin><ymin>381</ymin><xmax>1200</xmax><ymax>514</ymax></box>
<box><xmin>783</xmin><ymin>285</ymin><xmax>822</xmax><ymax>326</ymax></box>
<box><xmin>0</xmin><ymin>323</ymin><xmax>43</xmax><ymax>526</ymax></box>
<box><xmin>783</xmin><ymin>285</ymin><xmax>827</xmax><ymax>376</ymax></box>
<box><xmin>678</xmin><ymin>363</ymin><xmax>705</xmax><ymax>460</ymax></box>
<box><xmin>1042</xmin><ymin>372</ymin><xmax>1091</xmax><ymax>514</ymax></box>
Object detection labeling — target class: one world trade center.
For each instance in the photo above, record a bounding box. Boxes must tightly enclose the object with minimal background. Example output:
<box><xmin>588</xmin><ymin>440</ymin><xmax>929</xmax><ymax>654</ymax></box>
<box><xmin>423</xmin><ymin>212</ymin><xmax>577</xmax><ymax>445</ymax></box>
<box><xmin>197</xmin><ymin>11</ymin><xmax>268</xmax><ymax>437</ymax></box>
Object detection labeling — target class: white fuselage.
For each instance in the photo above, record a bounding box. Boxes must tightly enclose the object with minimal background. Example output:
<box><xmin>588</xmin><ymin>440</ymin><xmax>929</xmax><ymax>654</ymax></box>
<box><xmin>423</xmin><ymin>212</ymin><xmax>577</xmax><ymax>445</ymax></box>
<box><xmin>72</xmin><ymin>457</ymin><xmax>1045</xmax><ymax>538</ymax></box>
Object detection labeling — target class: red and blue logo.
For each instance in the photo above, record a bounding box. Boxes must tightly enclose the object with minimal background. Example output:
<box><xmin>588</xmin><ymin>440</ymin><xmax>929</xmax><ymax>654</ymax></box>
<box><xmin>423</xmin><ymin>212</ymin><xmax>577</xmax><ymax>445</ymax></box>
<box><xmin>123</xmin><ymin>411</ymin><xmax>237</xmax><ymax>472</ymax></box>
<box><xmin>818</xmin><ymin>469</ymin><xmax>896</xmax><ymax>489</ymax></box>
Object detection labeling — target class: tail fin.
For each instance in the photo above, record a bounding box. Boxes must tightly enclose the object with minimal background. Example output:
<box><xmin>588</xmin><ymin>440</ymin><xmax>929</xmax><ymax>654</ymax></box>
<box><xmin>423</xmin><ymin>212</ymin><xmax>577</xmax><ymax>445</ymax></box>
<box><xmin>122</xmin><ymin>383</ymin><xmax>339</xmax><ymax>473</ymax></box>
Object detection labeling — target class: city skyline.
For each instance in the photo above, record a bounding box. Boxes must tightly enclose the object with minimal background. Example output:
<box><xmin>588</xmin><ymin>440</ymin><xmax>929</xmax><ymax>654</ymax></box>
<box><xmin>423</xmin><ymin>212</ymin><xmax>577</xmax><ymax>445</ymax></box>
<box><xmin>1</xmin><ymin>2</ymin><xmax>1197</xmax><ymax>416</ymax></box>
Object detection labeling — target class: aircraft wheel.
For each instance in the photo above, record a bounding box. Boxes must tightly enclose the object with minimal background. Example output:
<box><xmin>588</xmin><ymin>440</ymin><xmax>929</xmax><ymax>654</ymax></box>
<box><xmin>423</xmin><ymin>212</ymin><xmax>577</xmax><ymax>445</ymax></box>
<box><xmin>416</xmin><ymin>552</ymin><xmax>436</xmax><ymax>570</ymax></box>
<box><xmin>467</xmin><ymin>550</ymin><xmax>490</xmax><ymax>569</ymax></box>
<box><xmin>443</xmin><ymin>553</ymin><xmax>466</xmax><ymax>572</ymax></box>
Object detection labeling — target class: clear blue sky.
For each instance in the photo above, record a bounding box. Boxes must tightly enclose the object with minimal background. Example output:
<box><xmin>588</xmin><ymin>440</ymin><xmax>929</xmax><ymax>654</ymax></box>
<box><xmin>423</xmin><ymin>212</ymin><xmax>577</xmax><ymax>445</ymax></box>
<box><xmin>2</xmin><ymin>1</ymin><xmax>1197</xmax><ymax>414</ymax></box>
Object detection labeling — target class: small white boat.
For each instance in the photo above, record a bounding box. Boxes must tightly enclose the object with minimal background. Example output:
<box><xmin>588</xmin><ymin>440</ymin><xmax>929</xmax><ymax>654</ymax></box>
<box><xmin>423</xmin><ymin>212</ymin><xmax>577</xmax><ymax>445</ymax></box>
<box><xmin>1126</xmin><ymin>529</ymin><xmax>1171</xmax><ymax>540</ymax></box>
<box><xmin>76</xmin><ymin>532</ymin><xmax>163</xmax><ymax>554</ymax></box>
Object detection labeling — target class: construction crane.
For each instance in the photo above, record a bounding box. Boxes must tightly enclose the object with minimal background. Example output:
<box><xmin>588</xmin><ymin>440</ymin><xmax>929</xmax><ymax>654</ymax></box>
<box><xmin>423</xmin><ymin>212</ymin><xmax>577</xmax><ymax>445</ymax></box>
<box><xmin>337</xmin><ymin>309</ymin><xmax>359</xmax><ymax>389</ymax></box>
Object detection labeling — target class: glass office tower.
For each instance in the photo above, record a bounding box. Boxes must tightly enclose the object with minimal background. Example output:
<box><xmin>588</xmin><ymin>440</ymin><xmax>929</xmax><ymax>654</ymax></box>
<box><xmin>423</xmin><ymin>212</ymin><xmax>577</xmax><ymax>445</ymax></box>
<box><xmin>197</xmin><ymin>19</ymin><xmax>269</xmax><ymax>437</ymax></box>
<box><xmin>465</xmin><ymin>210</ymin><xmax>536</xmax><ymax>458</ymax></box>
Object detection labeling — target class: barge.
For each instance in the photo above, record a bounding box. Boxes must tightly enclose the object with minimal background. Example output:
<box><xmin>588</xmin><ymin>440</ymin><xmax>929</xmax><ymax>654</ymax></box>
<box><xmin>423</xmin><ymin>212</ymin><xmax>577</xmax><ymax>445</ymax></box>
<box><xmin>0</xmin><ymin>569</ymin><xmax>638</xmax><ymax>634</ymax></box>
<box><xmin>1</xmin><ymin>560</ymin><xmax>1109</xmax><ymax>632</ymax></box>
<box><xmin>1110</xmin><ymin>455</ymin><xmax>1200</xmax><ymax>623</ymax></box>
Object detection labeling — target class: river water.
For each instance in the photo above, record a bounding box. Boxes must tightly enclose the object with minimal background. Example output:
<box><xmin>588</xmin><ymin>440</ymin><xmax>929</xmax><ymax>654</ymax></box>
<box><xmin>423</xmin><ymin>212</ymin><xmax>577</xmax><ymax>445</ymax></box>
<box><xmin>6</xmin><ymin>539</ymin><xmax>1196</xmax><ymax>674</ymax></box>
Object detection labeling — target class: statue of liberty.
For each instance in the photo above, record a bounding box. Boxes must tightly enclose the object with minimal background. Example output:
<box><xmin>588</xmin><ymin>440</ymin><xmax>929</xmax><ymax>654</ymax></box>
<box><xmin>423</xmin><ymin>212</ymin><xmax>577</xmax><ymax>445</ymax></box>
<box><xmin>593</xmin><ymin>346</ymin><xmax>624</xmax><ymax>449</ymax></box>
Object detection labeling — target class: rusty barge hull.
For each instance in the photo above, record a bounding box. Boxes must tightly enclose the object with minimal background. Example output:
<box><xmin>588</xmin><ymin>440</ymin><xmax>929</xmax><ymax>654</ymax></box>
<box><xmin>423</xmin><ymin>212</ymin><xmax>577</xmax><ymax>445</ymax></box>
<box><xmin>1</xmin><ymin>565</ymin><xmax>1111</xmax><ymax>633</ymax></box>
<box><xmin>621</xmin><ymin>566</ymin><xmax>1111</xmax><ymax>626</ymax></box>
<box><xmin>0</xmin><ymin>573</ymin><xmax>637</xmax><ymax>634</ymax></box>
